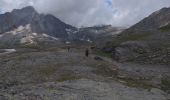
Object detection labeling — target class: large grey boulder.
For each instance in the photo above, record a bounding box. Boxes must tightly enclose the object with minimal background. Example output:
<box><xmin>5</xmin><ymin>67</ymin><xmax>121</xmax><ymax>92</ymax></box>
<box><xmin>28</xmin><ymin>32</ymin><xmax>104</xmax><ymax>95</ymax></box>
<box><xmin>114</xmin><ymin>41</ymin><xmax>149</xmax><ymax>62</ymax></box>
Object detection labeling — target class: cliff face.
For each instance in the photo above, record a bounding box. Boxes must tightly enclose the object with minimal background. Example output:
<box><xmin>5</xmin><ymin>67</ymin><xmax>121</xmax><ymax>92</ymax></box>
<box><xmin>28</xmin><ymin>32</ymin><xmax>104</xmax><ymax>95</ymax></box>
<box><xmin>0</xmin><ymin>6</ymin><xmax>75</xmax><ymax>38</ymax></box>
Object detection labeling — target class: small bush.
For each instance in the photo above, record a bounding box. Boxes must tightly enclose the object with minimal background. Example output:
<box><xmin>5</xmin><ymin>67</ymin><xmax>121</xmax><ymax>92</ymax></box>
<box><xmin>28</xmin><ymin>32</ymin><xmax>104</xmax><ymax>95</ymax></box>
<box><xmin>57</xmin><ymin>74</ymin><xmax>81</xmax><ymax>82</ymax></box>
<box><xmin>95</xmin><ymin>50</ymin><xmax>112</xmax><ymax>58</ymax></box>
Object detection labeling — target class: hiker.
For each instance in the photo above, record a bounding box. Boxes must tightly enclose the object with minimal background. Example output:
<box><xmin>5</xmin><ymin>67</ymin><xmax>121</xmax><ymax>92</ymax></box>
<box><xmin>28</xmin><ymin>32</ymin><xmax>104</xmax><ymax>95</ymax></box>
<box><xmin>85</xmin><ymin>48</ymin><xmax>89</xmax><ymax>57</ymax></box>
<box><xmin>68</xmin><ymin>47</ymin><xmax>70</xmax><ymax>52</ymax></box>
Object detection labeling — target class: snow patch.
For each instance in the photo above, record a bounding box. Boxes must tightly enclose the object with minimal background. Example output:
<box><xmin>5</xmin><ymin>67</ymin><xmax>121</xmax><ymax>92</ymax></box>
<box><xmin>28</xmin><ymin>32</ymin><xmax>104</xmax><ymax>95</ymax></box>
<box><xmin>73</xmin><ymin>31</ymin><xmax>78</xmax><ymax>34</ymax></box>
<box><xmin>43</xmin><ymin>33</ymin><xmax>59</xmax><ymax>41</ymax></box>
<box><xmin>20</xmin><ymin>36</ymin><xmax>34</xmax><ymax>44</ymax></box>
<box><xmin>66</xmin><ymin>29</ymin><xmax>71</xmax><ymax>32</ymax></box>
<box><xmin>32</xmin><ymin>33</ymin><xmax>37</xmax><ymax>36</ymax></box>
<box><xmin>4</xmin><ymin>49</ymin><xmax>16</xmax><ymax>52</ymax></box>
<box><xmin>0</xmin><ymin>34</ymin><xmax>4</xmax><ymax>38</ymax></box>
<box><xmin>160</xmin><ymin>21</ymin><xmax>170</xmax><ymax>28</ymax></box>
<box><xmin>49</xmin><ymin>36</ymin><xmax>59</xmax><ymax>41</ymax></box>
<box><xmin>87</xmin><ymin>39</ymin><xmax>92</xmax><ymax>43</ymax></box>
<box><xmin>17</xmin><ymin>26</ymin><xmax>24</xmax><ymax>32</ymax></box>
<box><xmin>65</xmin><ymin>41</ymin><xmax>71</xmax><ymax>44</ymax></box>
<box><xmin>11</xmin><ymin>31</ymin><xmax>17</xmax><ymax>35</ymax></box>
<box><xmin>80</xmin><ymin>38</ymin><xmax>84</xmax><ymax>41</ymax></box>
<box><xmin>43</xmin><ymin>33</ymin><xmax>48</xmax><ymax>37</ymax></box>
<box><xmin>9</xmin><ymin>25</ymin><xmax>24</xmax><ymax>35</ymax></box>
<box><xmin>25</xmin><ymin>24</ymin><xmax>31</xmax><ymax>30</ymax></box>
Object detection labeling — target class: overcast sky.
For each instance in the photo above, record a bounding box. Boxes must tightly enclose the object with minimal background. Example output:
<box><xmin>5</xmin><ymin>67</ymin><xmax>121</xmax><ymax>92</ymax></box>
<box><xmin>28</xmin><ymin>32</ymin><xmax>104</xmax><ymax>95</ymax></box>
<box><xmin>0</xmin><ymin>0</ymin><xmax>170</xmax><ymax>27</ymax></box>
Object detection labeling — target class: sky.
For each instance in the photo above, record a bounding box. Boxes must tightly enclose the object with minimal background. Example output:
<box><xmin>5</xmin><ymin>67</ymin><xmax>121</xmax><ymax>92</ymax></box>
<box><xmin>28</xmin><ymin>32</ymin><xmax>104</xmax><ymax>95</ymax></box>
<box><xmin>0</xmin><ymin>0</ymin><xmax>170</xmax><ymax>27</ymax></box>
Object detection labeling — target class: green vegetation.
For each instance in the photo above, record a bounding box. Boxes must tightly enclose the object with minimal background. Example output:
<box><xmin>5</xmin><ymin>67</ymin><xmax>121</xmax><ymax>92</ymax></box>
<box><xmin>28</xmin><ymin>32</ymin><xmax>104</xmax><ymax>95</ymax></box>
<box><xmin>21</xmin><ymin>43</ymin><xmax>42</xmax><ymax>50</ymax></box>
<box><xmin>159</xmin><ymin>24</ymin><xmax>170</xmax><ymax>32</ymax></box>
<box><xmin>112</xmin><ymin>32</ymin><xmax>152</xmax><ymax>46</ymax></box>
<box><xmin>15</xmin><ymin>54</ymin><xmax>32</xmax><ymax>61</ymax></box>
<box><xmin>38</xmin><ymin>66</ymin><xmax>58</xmax><ymax>77</ymax></box>
<box><xmin>57</xmin><ymin>74</ymin><xmax>81</xmax><ymax>82</ymax></box>
<box><xmin>0</xmin><ymin>44</ymin><xmax>9</xmax><ymax>49</ymax></box>
<box><xmin>95</xmin><ymin>50</ymin><xmax>112</xmax><ymax>58</ymax></box>
<box><xmin>118</xmin><ymin>77</ymin><xmax>153</xmax><ymax>89</ymax></box>
<box><xmin>94</xmin><ymin>62</ymin><xmax>118</xmax><ymax>77</ymax></box>
<box><xmin>121</xmin><ymin>33</ymin><xmax>151</xmax><ymax>41</ymax></box>
<box><xmin>161</xmin><ymin>79</ymin><xmax>170</xmax><ymax>92</ymax></box>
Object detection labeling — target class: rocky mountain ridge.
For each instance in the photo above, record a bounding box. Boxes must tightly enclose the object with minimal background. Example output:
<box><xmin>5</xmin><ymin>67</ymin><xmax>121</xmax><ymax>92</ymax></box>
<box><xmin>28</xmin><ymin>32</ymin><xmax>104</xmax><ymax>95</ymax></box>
<box><xmin>107</xmin><ymin>7</ymin><xmax>170</xmax><ymax>65</ymax></box>
<box><xmin>0</xmin><ymin>6</ymin><xmax>75</xmax><ymax>39</ymax></box>
<box><xmin>0</xmin><ymin>6</ymin><xmax>125</xmax><ymax>47</ymax></box>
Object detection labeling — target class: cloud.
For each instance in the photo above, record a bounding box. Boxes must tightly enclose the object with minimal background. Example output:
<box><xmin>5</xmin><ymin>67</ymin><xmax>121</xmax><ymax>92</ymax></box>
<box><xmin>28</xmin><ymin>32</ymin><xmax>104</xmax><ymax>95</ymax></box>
<box><xmin>0</xmin><ymin>0</ymin><xmax>170</xmax><ymax>27</ymax></box>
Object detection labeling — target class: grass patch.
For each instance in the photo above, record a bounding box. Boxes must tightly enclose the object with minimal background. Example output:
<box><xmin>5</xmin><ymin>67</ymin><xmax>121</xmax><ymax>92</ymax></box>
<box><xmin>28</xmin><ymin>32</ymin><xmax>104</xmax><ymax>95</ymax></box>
<box><xmin>57</xmin><ymin>74</ymin><xmax>81</xmax><ymax>82</ymax></box>
<box><xmin>95</xmin><ymin>50</ymin><xmax>112</xmax><ymax>58</ymax></box>
<box><xmin>121</xmin><ymin>33</ymin><xmax>151</xmax><ymax>41</ymax></box>
<box><xmin>118</xmin><ymin>77</ymin><xmax>153</xmax><ymax>89</ymax></box>
<box><xmin>93</xmin><ymin>62</ymin><xmax>118</xmax><ymax>77</ymax></box>
<box><xmin>14</xmin><ymin>54</ymin><xmax>32</xmax><ymax>61</ymax></box>
<box><xmin>159</xmin><ymin>24</ymin><xmax>170</xmax><ymax>32</ymax></box>
<box><xmin>161</xmin><ymin>79</ymin><xmax>170</xmax><ymax>92</ymax></box>
<box><xmin>112</xmin><ymin>32</ymin><xmax>152</xmax><ymax>46</ymax></box>
<box><xmin>38</xmin><ymin>66</ymin><xmax>58</xmax><ymax>77</ymax></box>
<box><xmin>0</xmin><ymin>44</ymin><xmax>10</xmax><ymax>49</ymax></box>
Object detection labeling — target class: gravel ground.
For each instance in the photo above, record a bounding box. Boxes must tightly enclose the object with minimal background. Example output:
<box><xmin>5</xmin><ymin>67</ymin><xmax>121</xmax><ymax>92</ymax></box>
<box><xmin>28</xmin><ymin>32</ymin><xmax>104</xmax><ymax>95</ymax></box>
<box><xmin>0</xmin><ymin>48</ymin><xmax>169</xmax><ymax>100</ymax></box>
<box><xmin>0</xmin><ymin>79</ymin><xmax>168</xmax><ymax>100</ymax></box>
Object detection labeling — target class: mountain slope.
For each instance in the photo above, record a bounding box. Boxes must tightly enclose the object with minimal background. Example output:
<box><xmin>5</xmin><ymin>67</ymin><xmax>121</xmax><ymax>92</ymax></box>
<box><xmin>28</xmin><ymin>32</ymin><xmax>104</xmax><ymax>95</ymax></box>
<box><xmin>0</xmin><ymin>24</ymin><xmax>65</xmax><ymax>48</ymax></box>
<box><xmin>70</xmin><ymin>25</ymin><xmax>124</xmax><ymax>42</ymax></box>
<box><xmin>0</xmin><ymin>6</ymin><xmax>125</xmax><ymax>46</ymax></box>
<box><xmin>0</xmin><ymin>6</ymin><xmax>75</xmax><ymax>38</ymax></box>
<box><xmin>124</xmin><ymin>7</ymin><xmax>170</xmax><ymax>32</ymax></box>
<box><xmin>107</xmin><ymin>7</ymin><xmax>170</xmax><ymax>65</ymax></box>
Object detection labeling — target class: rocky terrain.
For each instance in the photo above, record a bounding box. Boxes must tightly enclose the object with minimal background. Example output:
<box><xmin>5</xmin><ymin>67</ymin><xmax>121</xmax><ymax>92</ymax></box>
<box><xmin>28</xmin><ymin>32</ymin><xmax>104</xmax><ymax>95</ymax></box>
<box><xmin>0</xmin><ymin>6</ymin><xmax>169</xmax><ymax>100</ymax></box>
<box><xmin>0</xmin><ymin>47</ymin><xmax>169</xmax><ymax>100</ymax></box>
<box><xmin>103</xmin><ymin>7</ymin><xmax>170</xmax><ymax>65</ymax></box>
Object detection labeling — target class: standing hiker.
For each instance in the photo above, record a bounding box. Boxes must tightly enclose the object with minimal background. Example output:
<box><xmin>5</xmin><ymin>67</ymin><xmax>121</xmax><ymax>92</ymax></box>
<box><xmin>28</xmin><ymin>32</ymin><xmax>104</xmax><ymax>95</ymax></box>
<box><xmin>68</xmin><ymin>47</ymin><xmax>70</xmax><ymax>52</ymax></box>
<box><xmin>85</xmin><ymin>48</ymin><xmax>89</xmax><ymax>57</ymax></box>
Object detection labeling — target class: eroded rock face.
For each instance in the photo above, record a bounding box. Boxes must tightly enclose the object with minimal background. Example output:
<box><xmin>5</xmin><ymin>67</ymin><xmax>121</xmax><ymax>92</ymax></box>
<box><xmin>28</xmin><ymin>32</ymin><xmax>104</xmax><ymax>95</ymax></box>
<box><xmin>0</xmin><ymin>24</ymin><xmax>64</xmax><ymax>48</ymax></box>
<box><xmin>0</xmin><ymin>6</ymin><xmax>125</xmax><ymax>45</ymax></box>
<box><xmin>0</xmin><ymin>6</ymin><xmax>75</xmax><ymax>39</ymax></box>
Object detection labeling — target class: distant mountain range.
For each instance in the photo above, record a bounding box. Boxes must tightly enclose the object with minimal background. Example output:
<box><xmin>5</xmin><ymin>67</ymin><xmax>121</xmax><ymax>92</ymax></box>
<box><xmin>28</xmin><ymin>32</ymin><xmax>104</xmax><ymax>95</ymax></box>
<box><xmin>0</xmin><ymin>6</ymin><xmax>124</xmax><ymax>48</ymax></box>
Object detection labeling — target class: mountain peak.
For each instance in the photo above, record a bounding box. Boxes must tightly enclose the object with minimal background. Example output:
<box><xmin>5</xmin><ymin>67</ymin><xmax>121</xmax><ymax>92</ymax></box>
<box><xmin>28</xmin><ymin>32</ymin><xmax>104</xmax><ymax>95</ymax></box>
<box><xmin>22</xmin><ymin>6</ymin><xmax>35</xmax><ymax>11</ymax></box>
<box><xmin>151</xmin><ymin>7</ymin><xmax>170</xmax><ymax>16</ymax></box>
<box><xmin>12</xmin><ymin>6</ymin><xmax>36</xmax><ymax>14</ymax></box>
<box><xmin>0</xmin><ymin>6</ymin><xmax>75</xmax><ymax>38</ymax></box>
<box><xmin>125</xmin><ymin>6</ymin><xmax>170</xmax><ymax>31</ymax></box>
